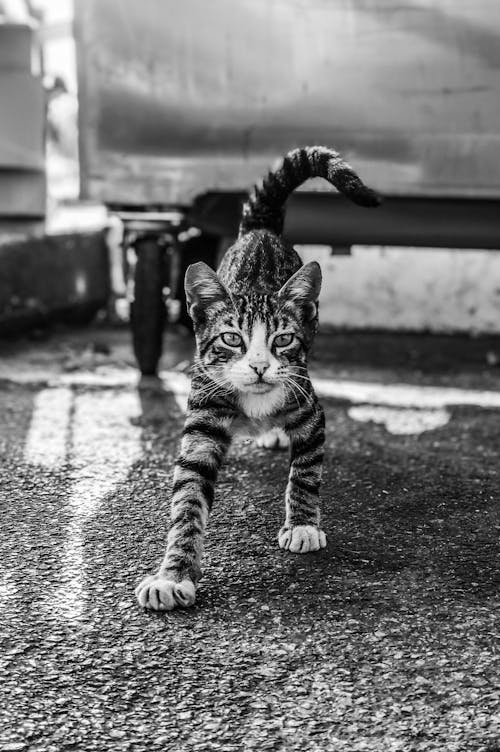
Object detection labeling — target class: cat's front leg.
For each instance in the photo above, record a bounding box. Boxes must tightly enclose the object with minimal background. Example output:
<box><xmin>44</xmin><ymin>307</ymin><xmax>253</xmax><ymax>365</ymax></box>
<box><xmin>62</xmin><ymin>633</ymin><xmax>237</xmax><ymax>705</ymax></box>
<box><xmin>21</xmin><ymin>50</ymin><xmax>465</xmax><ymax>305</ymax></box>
<box><xmin>136</xmin><ymin>404</ymin><xmax>233</xmax><ymax>610</ymax></box>
<box><xmin>279</xmin><ymin>398</ymin><xmax>327</xmax><ymax>553</ymax></box>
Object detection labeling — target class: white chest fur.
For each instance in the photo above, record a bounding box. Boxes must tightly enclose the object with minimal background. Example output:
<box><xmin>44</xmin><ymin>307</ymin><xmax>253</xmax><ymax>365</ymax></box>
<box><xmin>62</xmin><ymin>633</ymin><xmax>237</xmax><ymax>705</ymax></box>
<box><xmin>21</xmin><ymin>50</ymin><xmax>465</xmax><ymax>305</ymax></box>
<box><xmin>238</xmin><ymin>384</ymin><xmax>286</xmax><ymax>419</ymax></box>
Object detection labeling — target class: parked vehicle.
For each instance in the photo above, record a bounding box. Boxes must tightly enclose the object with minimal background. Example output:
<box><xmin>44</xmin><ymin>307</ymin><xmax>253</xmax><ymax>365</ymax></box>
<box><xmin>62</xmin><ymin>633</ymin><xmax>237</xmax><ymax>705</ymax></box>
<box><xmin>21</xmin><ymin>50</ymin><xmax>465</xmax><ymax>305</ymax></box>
<box><xmin>75</xmin><ymin>0</ymin><xmax>500</xmax><ymax>373</ymax></box>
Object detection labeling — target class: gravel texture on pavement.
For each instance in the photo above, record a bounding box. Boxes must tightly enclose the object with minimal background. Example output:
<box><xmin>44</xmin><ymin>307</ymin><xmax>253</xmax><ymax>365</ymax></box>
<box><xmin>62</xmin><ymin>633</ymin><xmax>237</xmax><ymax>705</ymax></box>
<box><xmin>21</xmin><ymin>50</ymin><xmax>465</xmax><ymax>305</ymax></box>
<box><xmin>0</xmin><ymin>326</ymin><xmax>499</xmax><ymax>752</ymax></box>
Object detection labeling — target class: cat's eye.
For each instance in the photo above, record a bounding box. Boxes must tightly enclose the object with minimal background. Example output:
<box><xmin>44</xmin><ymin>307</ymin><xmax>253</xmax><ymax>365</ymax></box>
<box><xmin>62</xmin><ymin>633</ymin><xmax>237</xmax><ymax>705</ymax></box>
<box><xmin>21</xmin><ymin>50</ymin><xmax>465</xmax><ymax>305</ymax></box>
<box><xmin>274</xmin><ymin>333</ymin><xmax>294</xmax><ymax>348</ymax></box>
<box><xmin>221</xmin><ymin>331</ymin><xmax>243</xmax><ymax>347</ymax></box>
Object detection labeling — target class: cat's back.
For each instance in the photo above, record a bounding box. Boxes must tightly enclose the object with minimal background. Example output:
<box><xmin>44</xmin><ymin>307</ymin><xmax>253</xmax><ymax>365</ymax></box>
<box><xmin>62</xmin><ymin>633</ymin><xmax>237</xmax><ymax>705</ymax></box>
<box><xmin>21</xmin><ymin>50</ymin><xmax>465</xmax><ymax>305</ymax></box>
<box><xmin>218</xmin><ymin>229</ymin><xmax>302</xmax><ymax>294</ymax></box>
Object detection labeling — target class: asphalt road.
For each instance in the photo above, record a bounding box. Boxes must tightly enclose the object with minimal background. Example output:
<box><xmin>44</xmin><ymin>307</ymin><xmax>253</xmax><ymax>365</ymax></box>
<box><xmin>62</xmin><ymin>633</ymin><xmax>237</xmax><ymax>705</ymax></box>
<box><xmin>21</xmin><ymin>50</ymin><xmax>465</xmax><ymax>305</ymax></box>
<box><xmin>0</xmin><ymin>326</ymin><xmax>499</xmax><ymax>752</ymax></box>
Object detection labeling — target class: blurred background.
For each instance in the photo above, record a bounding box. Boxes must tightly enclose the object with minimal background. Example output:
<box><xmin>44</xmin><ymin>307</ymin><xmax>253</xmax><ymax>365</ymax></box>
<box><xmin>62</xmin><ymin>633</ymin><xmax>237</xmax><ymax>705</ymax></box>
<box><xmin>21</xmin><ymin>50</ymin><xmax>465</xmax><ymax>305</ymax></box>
<box><xmin>1</xmin><ymin>0</ymin><xmax>499</xmax><ymax>371</ymax></box>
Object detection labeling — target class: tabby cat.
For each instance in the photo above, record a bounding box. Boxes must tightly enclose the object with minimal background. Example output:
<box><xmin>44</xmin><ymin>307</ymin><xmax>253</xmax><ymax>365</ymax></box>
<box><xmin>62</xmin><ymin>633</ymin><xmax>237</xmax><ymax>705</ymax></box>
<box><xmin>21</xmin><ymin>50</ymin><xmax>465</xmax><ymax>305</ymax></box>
<box><xmin>136</xmin><ymin>145</ymin><xmax>380</xmax><ymax>610</ymax></box>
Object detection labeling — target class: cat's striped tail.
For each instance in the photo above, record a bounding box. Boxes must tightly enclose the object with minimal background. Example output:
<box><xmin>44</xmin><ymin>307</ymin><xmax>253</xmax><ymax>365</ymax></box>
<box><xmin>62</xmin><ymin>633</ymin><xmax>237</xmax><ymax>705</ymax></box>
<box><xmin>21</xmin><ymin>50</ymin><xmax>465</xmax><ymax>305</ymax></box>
<box><xmin>238</xmin><ymin>145</ymin><xmax>381</xmax><ymax>237</ymax></box>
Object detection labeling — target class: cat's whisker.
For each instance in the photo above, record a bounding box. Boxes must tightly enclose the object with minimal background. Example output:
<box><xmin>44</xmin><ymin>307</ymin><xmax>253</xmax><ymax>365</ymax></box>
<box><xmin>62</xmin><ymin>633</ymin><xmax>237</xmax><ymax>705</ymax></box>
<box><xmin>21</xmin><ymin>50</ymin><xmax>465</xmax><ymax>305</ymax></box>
<box><xmin>292</xmin><ymin>379</ymin><xmax>314</xmax><ymax>401</ymax></box>
<box><xmin>191</xmin><ymin>378</ymin><xmax>229</xmax><ymax>401</ymax></box>
<box><xmin>288</xmin><ymin>377</ymin><xmax>314</xmax><ymax>394</ymax></box>
<box><xmin>199</xmin><ymin>377</ymin><xmax>231</xmax><ymax>395</ymax></box>
<box><xmin>283</xmin><ymin>378</ymin><xmax>302</xmax><ymax>408</ymax></box>
<box><xmin>192</xmin><ymin>363</ymin><xmax>233</xmax><ymax>393</ymax></box>
<box><xmin>285</xmin><ymin>376</ymin><xmax>314</xmax><ymax>405</ymax></box>
<box><xmin>283</xmin><ymin>376</ymin><xmax>311</xmax><ymax>406</ymax></box>
<box><xmin>288</xmin><ymin>371</ymin><xmax>312</xmax><ymax>383</ymax></box>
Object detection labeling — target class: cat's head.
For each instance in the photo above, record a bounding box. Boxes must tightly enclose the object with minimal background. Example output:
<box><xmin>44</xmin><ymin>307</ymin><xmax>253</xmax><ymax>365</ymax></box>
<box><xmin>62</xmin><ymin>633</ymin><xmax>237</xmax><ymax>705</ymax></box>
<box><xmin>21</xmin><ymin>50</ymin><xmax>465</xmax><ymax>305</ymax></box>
<box><xmin>184</xmin><ymin>261</ymin><xmax>321</xmax><ymax>404</ymax></box>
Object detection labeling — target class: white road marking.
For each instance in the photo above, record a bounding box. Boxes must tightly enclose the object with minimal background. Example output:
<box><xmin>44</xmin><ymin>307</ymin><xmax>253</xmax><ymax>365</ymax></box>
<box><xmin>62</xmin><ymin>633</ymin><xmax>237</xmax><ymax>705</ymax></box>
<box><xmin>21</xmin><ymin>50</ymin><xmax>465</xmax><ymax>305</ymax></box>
<box><xmin>6</xmin><ymin>388</ymin><xmax>71</xmax><ymax>608</ymax></box>
<box><xmin>310</xmin><ymin>377</ymin><xmax>500</xmax><ymax>409</ymax></box>
<box><xmin>348</xmin><ymin>405</ymin><xmax>451</xmax><ymax>435</ymax></box>
<box><xmin>45</xmin><ymin>391</ymin><xmax>142</xmax><ymax>621</ymax></box>
<box><xmin>24</xmin><ymin>387</ymin><xmax>73</xmax><ymax>469</ymax></box>
<box><xmin>53</xmin><ymin>371</ymin><xmax>138</xmax><ymax>387</ymax></box>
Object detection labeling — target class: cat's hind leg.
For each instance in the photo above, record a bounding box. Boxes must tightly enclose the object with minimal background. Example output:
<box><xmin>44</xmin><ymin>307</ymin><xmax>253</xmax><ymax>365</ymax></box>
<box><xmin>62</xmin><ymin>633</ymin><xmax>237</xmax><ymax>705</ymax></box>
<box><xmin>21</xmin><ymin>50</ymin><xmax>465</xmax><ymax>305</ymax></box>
<box><xmin>255</xmin><ymin>426</ymin><xmax>289</xmax><ymax>450</ymax></box>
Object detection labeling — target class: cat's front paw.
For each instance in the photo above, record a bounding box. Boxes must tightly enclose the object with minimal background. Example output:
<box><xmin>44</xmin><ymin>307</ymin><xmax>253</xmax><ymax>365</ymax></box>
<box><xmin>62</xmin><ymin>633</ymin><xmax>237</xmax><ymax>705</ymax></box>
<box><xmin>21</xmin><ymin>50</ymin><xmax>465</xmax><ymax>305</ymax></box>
<box><xmin>256</xmin><ymin>427</ymin><xmax>289</xmax><ymax>450</ymax></box>
<box><xmin>278</xmin><ymin>524</ymin><xmax>327</xmax><ymax>553</ymax></box>
<box><xmin>135</xmin><ymin>574</ymin><xmax>196</xmax><ymax>611</ymax></box>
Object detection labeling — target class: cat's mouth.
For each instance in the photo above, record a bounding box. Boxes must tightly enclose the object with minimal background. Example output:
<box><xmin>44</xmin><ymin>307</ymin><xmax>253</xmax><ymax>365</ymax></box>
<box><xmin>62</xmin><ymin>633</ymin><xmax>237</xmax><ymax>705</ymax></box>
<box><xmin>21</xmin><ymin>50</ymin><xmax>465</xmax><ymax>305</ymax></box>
<box><xmin>244</xmin><ymin>381</ymin><xmax>275</xmax><ymax>394</ymax></box>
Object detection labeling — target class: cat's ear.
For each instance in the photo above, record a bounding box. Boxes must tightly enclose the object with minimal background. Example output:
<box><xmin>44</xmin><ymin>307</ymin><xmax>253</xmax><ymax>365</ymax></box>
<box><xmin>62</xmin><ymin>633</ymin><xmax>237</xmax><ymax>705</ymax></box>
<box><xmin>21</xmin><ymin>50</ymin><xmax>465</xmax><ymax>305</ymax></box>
<box><xmin>184</xmin><ymin>262</ymin><xmax>230</xmax><ymax>321</ymax></box>
<box><xmin>278</xmin><ymin>262</ymin><xmax>322</xmax><ymax>304</ymax></box>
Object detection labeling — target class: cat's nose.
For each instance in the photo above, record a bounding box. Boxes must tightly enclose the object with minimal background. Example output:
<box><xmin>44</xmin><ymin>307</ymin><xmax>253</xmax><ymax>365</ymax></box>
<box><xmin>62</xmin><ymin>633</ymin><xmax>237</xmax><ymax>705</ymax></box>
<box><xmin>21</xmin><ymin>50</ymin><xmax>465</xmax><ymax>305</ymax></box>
<box><xmin>249</xmin><ymin>362</ymin><xmax>269</xmax><ymax>377</ymax></box>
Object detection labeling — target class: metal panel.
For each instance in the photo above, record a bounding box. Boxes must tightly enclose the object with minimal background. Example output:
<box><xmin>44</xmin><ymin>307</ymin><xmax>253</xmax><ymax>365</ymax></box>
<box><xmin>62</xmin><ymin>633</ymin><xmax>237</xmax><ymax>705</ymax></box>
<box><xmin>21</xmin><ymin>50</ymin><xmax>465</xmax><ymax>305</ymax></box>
<box><xmin>75</xmin><ymin>0</ymin><xmax>500</xmax><ymax>205</ymax></box>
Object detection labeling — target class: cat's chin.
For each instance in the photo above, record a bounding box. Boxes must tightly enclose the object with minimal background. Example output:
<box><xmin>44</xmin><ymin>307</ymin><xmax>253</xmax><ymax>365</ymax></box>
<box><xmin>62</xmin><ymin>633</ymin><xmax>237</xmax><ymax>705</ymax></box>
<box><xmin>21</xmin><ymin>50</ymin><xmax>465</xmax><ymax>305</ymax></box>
<box><xmin>238</xmin><ymin>383</ymin><xmax>285</xmax><ymax>418</ymax></box>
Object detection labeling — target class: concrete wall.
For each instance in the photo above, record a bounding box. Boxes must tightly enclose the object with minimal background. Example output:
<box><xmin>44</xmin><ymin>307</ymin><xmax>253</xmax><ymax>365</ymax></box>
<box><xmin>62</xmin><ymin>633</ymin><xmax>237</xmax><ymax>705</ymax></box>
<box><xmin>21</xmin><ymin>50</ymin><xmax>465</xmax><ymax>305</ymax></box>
<box><xmin>299</xmin><ymin>246</ymin><xmax>500</xmax><ymax>335</ymax></box>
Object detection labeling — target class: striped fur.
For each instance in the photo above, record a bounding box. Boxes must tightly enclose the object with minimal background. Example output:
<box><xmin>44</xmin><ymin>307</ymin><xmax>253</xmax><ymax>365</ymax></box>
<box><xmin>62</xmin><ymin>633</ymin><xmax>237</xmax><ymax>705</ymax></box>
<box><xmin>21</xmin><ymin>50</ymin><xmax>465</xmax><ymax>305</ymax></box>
<box><xmin>136</xmin><ymin>145</ymin><xmax>380</xmax><ymax>610</ymax></box>
<box><xmin>239</xmin><ymin>145</ymin><xmax>380</xmax><ymax>236</ymax></box>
